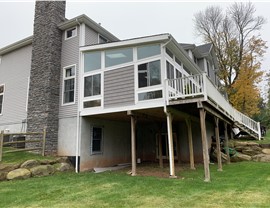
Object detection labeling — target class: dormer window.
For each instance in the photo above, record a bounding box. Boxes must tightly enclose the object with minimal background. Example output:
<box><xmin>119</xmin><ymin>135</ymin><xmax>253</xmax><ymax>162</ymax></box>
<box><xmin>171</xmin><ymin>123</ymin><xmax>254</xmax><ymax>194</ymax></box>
<box><xmin>65</xmin><ymin>27</ymin><xmax>77</xmax><ymax>40</ymax></box>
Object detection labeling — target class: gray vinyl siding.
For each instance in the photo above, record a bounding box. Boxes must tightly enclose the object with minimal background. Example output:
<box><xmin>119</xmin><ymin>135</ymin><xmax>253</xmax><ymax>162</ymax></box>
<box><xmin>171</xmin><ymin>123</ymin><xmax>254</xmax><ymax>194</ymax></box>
<box><xmin>0</xmin><ymin>44</ymin><xmax>31</xmax><ymax>127</ymax></box>
<box><xmin>85</xmin><ymin>26</ymin><xmax>98</xmax><ymax>45</ymax></box>
<box><xmin>104</xmin><ymin>65</ymin><xmax>135</xmax><ymax>108</ymax></box>
<box><xmin>59</xmin><ymin>28</ymin><xmax>80</xmax><ymax>119</ymax></box>
<box><xmin>197</xmin><ymin>58</ymin><xmax>205</xmax><ymax>73</ymax></box>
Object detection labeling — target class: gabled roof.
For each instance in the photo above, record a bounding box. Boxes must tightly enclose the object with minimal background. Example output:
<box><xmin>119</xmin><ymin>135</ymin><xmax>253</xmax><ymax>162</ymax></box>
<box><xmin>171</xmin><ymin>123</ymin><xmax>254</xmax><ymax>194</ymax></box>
<box><xmin>197</xmin><ymin>43</ymin><xmax>212</xmax><ymax>55</ymax></box>
<box><xmin>58</xmin><ymin>14</ymin><xmax>119</xmax><ymax>42</ymax></box>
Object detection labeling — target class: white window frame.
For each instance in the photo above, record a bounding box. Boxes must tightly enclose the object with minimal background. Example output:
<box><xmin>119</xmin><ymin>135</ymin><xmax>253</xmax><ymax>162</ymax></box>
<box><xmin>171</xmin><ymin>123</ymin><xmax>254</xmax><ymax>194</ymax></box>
<box><xmin>0</xmin><ymin>84</ymin><xmax>5</xmax><ymax>116</ymax></box>
<box><xmin>62</xmin><ymin>64</ymin><xmax>76</xmax><ymax>106</ymax></box>
<box><xmin>90</xmin><ymin>125</ymin><xmax>104</xmax><ymax>155</ymax></box>
<box><xmin>65</xmin><ymin>26</ymin><xmax>77</xmax><ymax>40</ymax></box>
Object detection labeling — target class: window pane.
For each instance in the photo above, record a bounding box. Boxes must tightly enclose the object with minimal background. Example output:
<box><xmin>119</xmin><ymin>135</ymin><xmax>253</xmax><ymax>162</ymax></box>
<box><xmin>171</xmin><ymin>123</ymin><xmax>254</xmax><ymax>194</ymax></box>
<box><xmin>149</xmin><ymin>60</ymin><xmax>161</xmax><ymax>86</ymax></box>
<box><xmin>137</xmin><ymin>44</ymin><xmax>160</xmax><ymax>60</ymax></box>
<box><xmin>175</xmin><ymin>57</ymin><xmax>182</xmax><ymax>66</ymax></box>
<box><xmin>66</xmin><ymin>28</ymin><xmax>76</xmax><ymax>38</ymax></box>
<box><xmin>0</xmin><ymin>95</ymin><xmax>3</xmax><ymax>114</ymax></box>
<box><xmin>84</xmin><ymin>76</ymin><xmax>93</xmax><ymax>97</ymax></box>
<box><xmin>105</xmin><ymin>48</ymin><xmax>133</xmax><ymax>67</ymax></box>
<box><xmin>166</xmin><ymin>61</ymin><xmax>174</xmax><ymax>79</ymax></box>
<box><xmin>84</xmin><ymin>52</ymin><xmax>101</xmax><ymax>72</ymax></box>
<box><xmin>166</xmin><ymin>48</ymin><xmax>173</xmax><ymax>58</ymax></box>
<box><xmin>64</xmin><ymin>79</ymin><xmax>74</xmax><ymax>103</ymax></box>
<box><xmin>138</xmin><ymin>90</ymin><xmax>162</xmax><ymax>101</ymax></box>
<box><xmin>84</xmin><ymin>74</ymin><xmax>101</xmax><ymax>97</ymax></box>
<box><xmin>176</xmin><ymin>69</ymin><xmax>182</xmax><ymax>78</ymax></box>
<box><xmin>93</xmin><ymin>74</ymin><xmax>101</xmax><ymax>96</ymax></box>
<box><xmin>138</xmin><ymin>63</ymin><xmax>148</xmax><ymax>88</ymax></box>
<box><xmin>65</xmin><ymin>66</ymin><xmax>75</xmax><ymax>77</ymax></box>
<box><xmin>92</xmin><ymin>127</ymin><xmax>102</xmax><ymax>152</ymax></box>
<box><xmin>84</xmin><ymin>100</ymin><xmax>101</xmax><ymax>108</ymax></box>
<box><xmin>0</xmin><ymin>86</ymin><xmax>4</xmax><ymax>94</ymax></box>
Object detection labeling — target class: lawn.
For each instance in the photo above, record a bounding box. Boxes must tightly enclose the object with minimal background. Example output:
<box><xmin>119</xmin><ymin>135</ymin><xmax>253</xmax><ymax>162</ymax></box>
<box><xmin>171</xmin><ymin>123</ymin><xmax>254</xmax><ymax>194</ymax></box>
<box><xmin>0</xmin><ymin>162</ymin><xmax>270</xmax><ymax>208</ymax></box>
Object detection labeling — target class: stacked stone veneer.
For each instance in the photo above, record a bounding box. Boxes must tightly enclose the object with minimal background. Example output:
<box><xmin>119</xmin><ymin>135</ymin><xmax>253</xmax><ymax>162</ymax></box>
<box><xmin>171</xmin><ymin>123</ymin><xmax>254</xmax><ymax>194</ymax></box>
<box><xmin>27</xmin><ymin>1</ymin><xmax>66</xmax><ymax>154</ymax></box>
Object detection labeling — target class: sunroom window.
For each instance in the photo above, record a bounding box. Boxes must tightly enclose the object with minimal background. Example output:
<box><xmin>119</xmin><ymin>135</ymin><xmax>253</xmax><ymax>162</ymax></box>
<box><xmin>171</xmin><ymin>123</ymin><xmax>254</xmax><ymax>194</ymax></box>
<box><xmin>138</xmin><ymin>60</ymin><xmax>161</xmax><ymax>88</ymax></box>
<box><xmin>84</xmin><ymin>51</ymin><xmax>101</xmax><ymax>72</ymax></box>
<box><xmin>84</xmin><ymin>74</ymin><xmax>101</xmax><ymax>97</ymax></box>
<box><xmin>105</xmin><ymin>48</ymin><xmax>133</xmax><ymax>67</ymax></box>
<box><xmin>137</xmin><ymin>44</ymin><xmax>160</xmax><ymax>60</ymax></box>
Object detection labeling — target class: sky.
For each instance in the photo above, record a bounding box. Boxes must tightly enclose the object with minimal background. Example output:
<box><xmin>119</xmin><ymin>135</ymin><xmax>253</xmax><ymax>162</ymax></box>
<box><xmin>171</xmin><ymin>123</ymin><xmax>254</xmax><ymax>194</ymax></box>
<box><xmin>1</xmin><ymin>0</ymin><xmax>270</xmax><ymax>96</ymax></box>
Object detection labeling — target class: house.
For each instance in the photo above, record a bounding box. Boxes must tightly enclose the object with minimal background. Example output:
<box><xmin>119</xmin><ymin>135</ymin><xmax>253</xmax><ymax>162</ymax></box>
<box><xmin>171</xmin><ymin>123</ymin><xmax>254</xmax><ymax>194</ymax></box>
<box><xmin>0</xmin><ymin>1</ymin><xmax>261</xmax><ymax>181</ymax></box>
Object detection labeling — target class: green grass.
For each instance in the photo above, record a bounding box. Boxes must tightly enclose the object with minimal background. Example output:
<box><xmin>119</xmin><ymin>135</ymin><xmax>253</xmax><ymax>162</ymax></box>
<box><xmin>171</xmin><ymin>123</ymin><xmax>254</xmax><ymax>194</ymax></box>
<box><xmin>1</xmin><ymin>147</ymin><xmax>55</xmax><ymax>164</ymax></box>
<box><xmin>1</xmin><ymin>162</ymin><xmax>270</xmax><ymax>208</ymax></box>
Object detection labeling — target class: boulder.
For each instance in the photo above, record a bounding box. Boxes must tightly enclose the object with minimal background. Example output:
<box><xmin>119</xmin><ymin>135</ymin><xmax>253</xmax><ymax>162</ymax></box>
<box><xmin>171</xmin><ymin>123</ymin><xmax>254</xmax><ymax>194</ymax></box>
<box><xmin>30</xmin><ymin>165</ymin><xmax>54</xmax><ymax>177</ymax></box>
<box><xmin>242</xmin><ymin>146</ymin><xmax>262</xmax><ymax>156</ymax></box>
<box><xmin>6</xmin><ymin>168</ymin><xmax>31</xmax><ymax>180</ymax></box>
<box><xmin>55</xmin><ymin>157</ymin><xmax>70</xmax><ymax>164</ymax></box>
<box><xmin>0</xmin><ymin>163</ymin><xmax>20</xmax><ymax>172</ymax></box>
<box><xmin>20</xmin><ymin>160</ymin><xmax>40</xmax><ymax>169</ymax></box>
<box><xmin>55</xmin><ymin>163</ymin><xmax>71</xmax><ymax>172</ymax></box>
<box><xmin>230</xmin><ymin>152</ymin><xmax>252</xmax><ymax>162</ymax></box>
<box><xmin>234</xmin><ymin>141</ymin><xmax>260</xmax><ymax>147</ymax></box>
<box><xmin>252</xmin><ymin>154</ymin><xmax>270</xmax><ymax>162</ymax></box>
<box><xmin>262</xmin><ymin>149</ymin><xmax>270</xmax><ymax>155</ymax></box>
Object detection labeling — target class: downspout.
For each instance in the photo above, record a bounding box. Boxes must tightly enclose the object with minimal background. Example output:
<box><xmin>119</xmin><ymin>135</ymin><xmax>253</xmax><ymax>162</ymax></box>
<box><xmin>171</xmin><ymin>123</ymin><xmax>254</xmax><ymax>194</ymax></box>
<box><xmin>75</xmin><ymin>18</ymin><xmax>82</xmax><ymax>173</ymax></box>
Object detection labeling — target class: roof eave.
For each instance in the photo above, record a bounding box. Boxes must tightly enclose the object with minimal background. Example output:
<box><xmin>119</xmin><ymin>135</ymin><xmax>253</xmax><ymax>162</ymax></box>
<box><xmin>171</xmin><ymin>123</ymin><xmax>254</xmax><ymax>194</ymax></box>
<box><xmin>0</xmin><ymin>36</ymin><xmax>33</xmax><ymax>56</ymax></box>
<box><xmin>58</xmin><ymin>14</ymin><xmax>119</xmax><ymax>42</ymax></box>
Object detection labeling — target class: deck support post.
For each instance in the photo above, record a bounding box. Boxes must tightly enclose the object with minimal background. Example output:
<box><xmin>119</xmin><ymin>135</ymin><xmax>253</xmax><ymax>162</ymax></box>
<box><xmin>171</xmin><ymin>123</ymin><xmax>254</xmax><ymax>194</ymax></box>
<box><xmin>185</xmin><ymin>118</ymin><xmax>195</xmax><ymax>170</ymax></box>
<box><xmin>224</xmin><ymin>122</ymin><xmax>230</xmax><ymax>164</ymax></box>
<box><xmin>199</xmin><ymin>108</ymin><xmax>210</xmax><ymax>182</ymax></box>
<box><xmin>131</xmin><ymin>115</ymin><xmax>137</xmax><ymax>176</ymax></box>
<box><xmin>166</xmin><ymin>111</ymin><xmax>176</xmax><ymax>178</ymax></box>
<box><xmin>214</xmin><ymin>117</ymin><xmax>222</xmax><ymax>171</ymax></box>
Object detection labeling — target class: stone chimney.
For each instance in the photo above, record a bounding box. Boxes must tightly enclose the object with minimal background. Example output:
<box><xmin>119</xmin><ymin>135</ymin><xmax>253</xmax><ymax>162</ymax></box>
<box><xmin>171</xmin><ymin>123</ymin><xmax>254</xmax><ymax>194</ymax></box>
<box><xmin>27</xmin><ymin>0</ymin><xmax>66</xmax><ymax>154</ymax></box>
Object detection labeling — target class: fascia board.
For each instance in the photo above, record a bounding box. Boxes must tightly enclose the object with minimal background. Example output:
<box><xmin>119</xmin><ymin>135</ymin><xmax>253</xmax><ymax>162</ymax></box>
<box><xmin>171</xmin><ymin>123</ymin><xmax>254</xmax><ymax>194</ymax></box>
<box><xmin>58</xmin><ymin>14</ymin><xmax>119</xmax><ymax>41</ymax></box>
<box><xmin>0</xmin><ymin>36</ymin><xmax>33</xmax><ymax>56</ymax></box>
<box><xmin>80</xmin><ymin>34</ymin><xmax>170</xmax><ymax>52</ymax></box>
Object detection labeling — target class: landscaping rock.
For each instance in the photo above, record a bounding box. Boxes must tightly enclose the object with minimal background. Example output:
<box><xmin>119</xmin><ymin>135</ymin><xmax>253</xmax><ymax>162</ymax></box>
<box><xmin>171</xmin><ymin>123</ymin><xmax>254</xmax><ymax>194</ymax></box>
<box><xmin>55</xmin><ymin>157</ymin><xmax>70</xmax><ymax>164</ymax></box>
<box><xmin>20</xmin><ymin>160</ymin><xmax>40</xmax><ymax>169</ymax></box>
<box><xmin>234</xmin><ymin>141</ymin><xmax>260</xmax><ymax>147</ymax></box>
<box><xmin>55</xmin><ymin>163</ymin><xmax>71</xmax><ymax>172</ymax></box>
<box><xmin>262</xmin><ymin>149</ymin><xmax>270</xmax><ymax>155</ymax></box>
<box><xmin>39</xmin><ymin>159</ymin><xmax>56</xmax><ymax>165</ymax></box>
<box><xmin>242</xmin><ymin>147</ymin><xmax>262</xmax><ymax>156</ymax></box>
<box><xmin>0</xmin><ymin>172</ymin><xmax>7</xmax><ymax>181</ymax></box>
<box><xmin>6</xmin><ymin>168</ymin><xmax>31</xmax><ymax>180</ymax></box>
<box><xmin>0</xmin><ymin>163</ymin><xmax>20</xmax><ymax>172</ymax></box>
<box><xmin>231</xmin><ymin>152</ymin><xmax>252</xmax><ymax>162</ymax></box>
<box><xmin>252</xmin><ymin>154</ymin><xmax>270</xmax><ymax>162</ymax></box>
<box><xmin>30</xmin><ymin>165</ymin><xmax>54</xmax><ymax>177</ymax></box>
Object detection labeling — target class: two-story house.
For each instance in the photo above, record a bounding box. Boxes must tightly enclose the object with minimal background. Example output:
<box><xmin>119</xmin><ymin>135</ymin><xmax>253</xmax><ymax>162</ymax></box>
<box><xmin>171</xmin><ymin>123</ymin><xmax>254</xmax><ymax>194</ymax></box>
<box><xmin>0</xmin><ymin>1</ymin><xmax>261</xmax><ymax>181</ymax></box>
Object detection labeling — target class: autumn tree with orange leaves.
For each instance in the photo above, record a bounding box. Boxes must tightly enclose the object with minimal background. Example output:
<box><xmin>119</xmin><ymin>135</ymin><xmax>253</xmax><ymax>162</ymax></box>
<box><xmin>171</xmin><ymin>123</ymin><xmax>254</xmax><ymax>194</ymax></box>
<box><xmin>194</xmin><ymin>2</ymin><xmax>267</xmax><ymax>116</ymax></box>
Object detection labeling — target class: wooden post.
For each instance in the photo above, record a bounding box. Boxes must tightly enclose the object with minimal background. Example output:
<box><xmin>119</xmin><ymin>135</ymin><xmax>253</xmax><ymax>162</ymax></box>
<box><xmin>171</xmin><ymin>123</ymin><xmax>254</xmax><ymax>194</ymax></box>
<box><xmin>158</xmin><ymin>132</ymin><xmax>163</xmax><ymax>168</ymax></box>
<box><xmin>131</xmin><ymin>115</ymin><xmax>137</xmax><ymax>176</ymax></box>
<box><xmin>166</xmin><ymin>112</ymin><xmax>176</xmax><ymax>178</ymax></box>
<box><xmin>185</xmin><ymin>119</ymin><xmax>195</xmax><ymax>170</ymax></box>
<box><xmin>214</xmin><ymin>117</ymin><xmax>222</xmax><ymax>171</ymax></box>
<box><xmin>0</xmin><ymin>130</ymin><xmax>4</xmax><ymax>161</ymax></box>
<box><xmin>224</xmin><ymin>123</ymin><xmax>230</xmax><ymax>164</ymax></box>
<box><xmin>199</xmin><ymin>108</ymin><xmax>210</xmax><ymax>182</ymax></box>
<box><xmin>42</xmin><ymin>127</ymin><xmax>47</xmax><ymax>156</ymax></box>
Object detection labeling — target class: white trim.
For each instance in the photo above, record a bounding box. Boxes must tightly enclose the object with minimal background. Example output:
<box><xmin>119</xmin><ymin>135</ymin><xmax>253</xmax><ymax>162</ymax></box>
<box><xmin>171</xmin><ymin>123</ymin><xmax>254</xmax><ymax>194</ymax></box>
<box><xmin>0</xmin><ymin>84</ymin><xmax>5</xmax><ymax>116</ymax></box>
<box><xmin>80</xmin><ymin>34</ymin><xmax>170</xmax><ymax>52</ymax></box>
<box><xmin>65</xmin><ymin>26</ymin><xmax>78</xmax><ymax>40</ymax></box>
<box><xmin>80</xmin><ymin>23</ymin><xmax>86</xmax><ymax>46</ymax></box>
<box><xmin>62</xmin><ymin>64</ymin><xmax>76</xmax><ymax>106</ymax></box>
<box><xmin>0</xmin><ymin>56</ymin><xmax>2</xmax><ymax>64</ymax></box>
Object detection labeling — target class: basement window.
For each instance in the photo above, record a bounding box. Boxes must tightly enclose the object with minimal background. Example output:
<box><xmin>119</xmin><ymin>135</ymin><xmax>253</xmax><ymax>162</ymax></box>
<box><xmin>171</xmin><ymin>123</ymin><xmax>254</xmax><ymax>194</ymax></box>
<box><xmin>65</xmin><ymin>27</ymin><xmax>77</xmax><ymax>40</ymax></box>
<box><xmin>90</xmin><ymin>126</ymin><xmax>103</xmax><ymax>154</ymax></box>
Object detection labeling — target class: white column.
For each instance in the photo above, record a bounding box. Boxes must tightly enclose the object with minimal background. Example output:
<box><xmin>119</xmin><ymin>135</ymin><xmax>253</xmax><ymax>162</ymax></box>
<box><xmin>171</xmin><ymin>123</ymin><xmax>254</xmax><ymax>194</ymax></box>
<box><xmin>166</xmin><ymin>112</ymin><xmax>176</xmax><ymax>178</ymax></box>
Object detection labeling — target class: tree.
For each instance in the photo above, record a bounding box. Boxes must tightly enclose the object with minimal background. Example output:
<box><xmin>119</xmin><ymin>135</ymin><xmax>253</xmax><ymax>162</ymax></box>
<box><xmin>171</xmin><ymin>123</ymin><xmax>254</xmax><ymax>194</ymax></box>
<box><xmin>230</xmin><ymin>37</ymin><xmax>266</xmax><ymax>117</ymax></box>
<box><xmin>194</xmin><ymin>2</ymin><xmax>266</xmax><ymax>101</ymax></box>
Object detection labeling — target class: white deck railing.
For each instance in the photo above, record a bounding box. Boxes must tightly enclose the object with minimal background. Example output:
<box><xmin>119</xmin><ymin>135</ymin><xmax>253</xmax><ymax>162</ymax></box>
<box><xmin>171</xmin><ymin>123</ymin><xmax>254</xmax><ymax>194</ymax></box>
<box><xmin>165</xmin><ymin>73</ymin><xmax>261</xmax><ymax>139</ymax></box>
